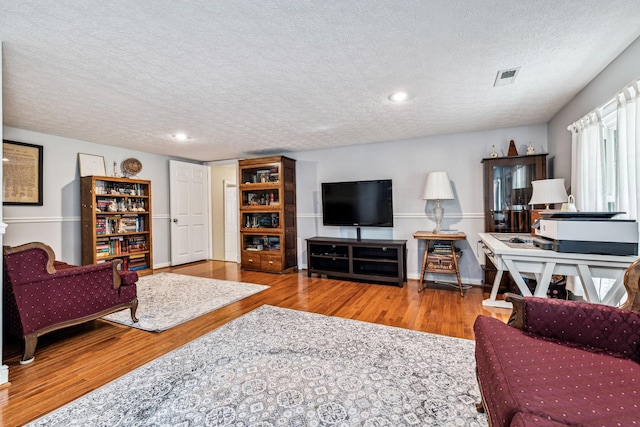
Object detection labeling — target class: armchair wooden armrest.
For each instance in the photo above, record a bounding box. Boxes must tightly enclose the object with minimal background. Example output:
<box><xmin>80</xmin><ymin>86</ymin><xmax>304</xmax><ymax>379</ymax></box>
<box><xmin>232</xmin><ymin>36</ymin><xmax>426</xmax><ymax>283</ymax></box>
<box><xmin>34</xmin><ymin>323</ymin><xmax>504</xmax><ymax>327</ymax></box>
<box><xmin>505</xmin><ymin>292</ymin><xmax>525</xmax><ymax>330</ymax></box>
<box><xmin>621</xmin><ymin>258</ymin><xmax>640</xmax><ymax>311</ymax></box>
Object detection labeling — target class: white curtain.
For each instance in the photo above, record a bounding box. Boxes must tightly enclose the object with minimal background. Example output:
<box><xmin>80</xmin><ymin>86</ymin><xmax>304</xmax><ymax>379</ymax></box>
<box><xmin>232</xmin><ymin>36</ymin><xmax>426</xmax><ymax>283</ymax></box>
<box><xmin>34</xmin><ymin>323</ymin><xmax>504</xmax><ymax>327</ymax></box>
<box><xmin>568</xmin><ymin>112</ymin><xmax>606</xmax><ymax>299</ymax></box>
<box><xmin>570</xmin><ymin>111</ymin><xmax>606</xmax><ymax>211</ymax></box>
<box><xmin>616</xmin><ymin>82</ymin><xmax>640</xmax><ymax>220</ymax></box>
<box><xmin>568</xmin><ymin>79</ymin><xmax>640</xmax><ymax>303</ymax></box>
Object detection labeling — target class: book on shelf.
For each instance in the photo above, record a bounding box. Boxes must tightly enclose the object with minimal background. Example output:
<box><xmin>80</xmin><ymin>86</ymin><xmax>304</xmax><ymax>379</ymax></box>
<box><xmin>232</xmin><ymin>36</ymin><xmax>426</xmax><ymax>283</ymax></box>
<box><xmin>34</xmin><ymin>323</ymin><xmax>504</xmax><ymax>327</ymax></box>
<box><xmin>128</xmin><ymin>253</ymin><xmax>148</xmax><ymax>271</ymax></box>
<box><xmin>431</xmin><ymin>243</ymin><xmax>453</xmax><ymax>254</ymax></box>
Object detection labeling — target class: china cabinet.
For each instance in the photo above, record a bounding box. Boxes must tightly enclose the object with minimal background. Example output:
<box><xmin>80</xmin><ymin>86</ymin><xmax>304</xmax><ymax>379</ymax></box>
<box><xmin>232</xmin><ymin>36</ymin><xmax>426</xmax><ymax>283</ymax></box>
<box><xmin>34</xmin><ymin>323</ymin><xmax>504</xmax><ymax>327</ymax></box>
<box><xmin>482</xmin><ymin>154</ymin><xmax>547</xmax><ymax>233</ymax></box>
<box><xmin>481</xmin><ymin>153</ymin><xmax>547</xmax><ymax>289</ymax></box>
<box><xmin>238</xmin><ymin>156</ymin><xmax>297</xmax><ymax>273</ymax></box>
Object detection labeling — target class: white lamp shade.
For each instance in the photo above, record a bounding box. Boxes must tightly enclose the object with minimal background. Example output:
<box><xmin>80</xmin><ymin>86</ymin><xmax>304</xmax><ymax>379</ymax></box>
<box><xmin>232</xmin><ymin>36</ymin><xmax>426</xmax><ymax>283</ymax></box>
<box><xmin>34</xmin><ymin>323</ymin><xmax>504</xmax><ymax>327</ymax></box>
<box><xmin>423</xmin><ymin>171</ymin><xmax>454</xmax><ymax>200</ymax></box>
<box><xmin>528</xmin><ymin>179</ymin><xmax>568</xmax><ymax>206</ymax></box>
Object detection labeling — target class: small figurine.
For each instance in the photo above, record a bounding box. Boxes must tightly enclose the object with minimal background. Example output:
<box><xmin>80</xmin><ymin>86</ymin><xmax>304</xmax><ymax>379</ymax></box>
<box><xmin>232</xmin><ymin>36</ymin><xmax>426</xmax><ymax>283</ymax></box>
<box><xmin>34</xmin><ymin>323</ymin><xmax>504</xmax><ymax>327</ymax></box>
<box><xmin>526</xmin><ymin>143</ymin><xmax>535</xmax><ymax>155</ymax></box>
<box><xmin>489</xmin><ymin>145</ymin><xmax>499</xmax><ymax>158</ymax></box>
<box><xmin>108</xmin><ymin>200</ymin><xmax>118</xmax><ymax>212</ymax></box>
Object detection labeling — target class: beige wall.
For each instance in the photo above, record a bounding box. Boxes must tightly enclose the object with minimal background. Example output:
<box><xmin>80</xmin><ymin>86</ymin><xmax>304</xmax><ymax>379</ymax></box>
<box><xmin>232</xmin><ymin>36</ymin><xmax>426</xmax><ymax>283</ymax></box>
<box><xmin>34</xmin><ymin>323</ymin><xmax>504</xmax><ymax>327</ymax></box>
<box><xmin>209</xmin><ymin>163</ymin><xmax>237</xmax><ymax>260</ymax></box>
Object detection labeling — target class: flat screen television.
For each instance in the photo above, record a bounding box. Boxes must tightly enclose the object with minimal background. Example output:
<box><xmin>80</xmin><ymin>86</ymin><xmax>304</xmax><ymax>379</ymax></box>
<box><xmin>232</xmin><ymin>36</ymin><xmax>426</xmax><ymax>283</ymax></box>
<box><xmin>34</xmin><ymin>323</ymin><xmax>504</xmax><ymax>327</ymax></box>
<box><xmin>321</xmin><ymin>179</ymin><xmax>394</xmax><ymax>228</ymax></box>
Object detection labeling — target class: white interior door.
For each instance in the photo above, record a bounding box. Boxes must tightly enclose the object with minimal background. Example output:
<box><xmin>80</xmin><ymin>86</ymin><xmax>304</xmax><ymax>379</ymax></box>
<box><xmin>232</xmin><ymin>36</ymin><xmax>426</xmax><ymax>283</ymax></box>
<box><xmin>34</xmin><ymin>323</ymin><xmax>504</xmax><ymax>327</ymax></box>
<box><xmin>224</xmin><ymin>180</ymin><xmax>238</xmax><ymax>262</ymax></box>
<box><xmin>169</xmin><ymin>160</ymin><xmax>210</xmax><ymax>266</ymax></box>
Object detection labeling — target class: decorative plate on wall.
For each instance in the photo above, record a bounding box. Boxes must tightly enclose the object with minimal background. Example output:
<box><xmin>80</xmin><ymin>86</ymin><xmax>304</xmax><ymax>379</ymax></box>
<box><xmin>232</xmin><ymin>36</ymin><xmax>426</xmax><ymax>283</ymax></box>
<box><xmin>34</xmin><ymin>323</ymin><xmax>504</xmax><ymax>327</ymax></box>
<box><xmin>122</xmin><ymin>158</ymin><xmax>143</xmax><ymax>176</ymax></box>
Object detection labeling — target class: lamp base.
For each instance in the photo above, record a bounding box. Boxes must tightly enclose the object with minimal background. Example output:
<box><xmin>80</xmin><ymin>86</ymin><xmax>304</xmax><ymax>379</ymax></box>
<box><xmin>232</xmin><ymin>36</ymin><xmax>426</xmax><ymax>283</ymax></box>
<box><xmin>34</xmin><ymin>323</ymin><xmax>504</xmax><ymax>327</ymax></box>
<box><xmin>433</xmin><ymin>201</ymin><xmax>444</xmax><ymax>233</ymax></box>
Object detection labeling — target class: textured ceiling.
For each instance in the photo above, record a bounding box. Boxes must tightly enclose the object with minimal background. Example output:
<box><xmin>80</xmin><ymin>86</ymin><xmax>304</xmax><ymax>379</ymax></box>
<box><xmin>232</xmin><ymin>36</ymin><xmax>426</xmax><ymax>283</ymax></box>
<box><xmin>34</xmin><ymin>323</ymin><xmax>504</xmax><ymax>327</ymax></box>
<box><xmin>1</xmin><ymin>1</ymin><xmax>639</xmax><ymax>162</ymax></box>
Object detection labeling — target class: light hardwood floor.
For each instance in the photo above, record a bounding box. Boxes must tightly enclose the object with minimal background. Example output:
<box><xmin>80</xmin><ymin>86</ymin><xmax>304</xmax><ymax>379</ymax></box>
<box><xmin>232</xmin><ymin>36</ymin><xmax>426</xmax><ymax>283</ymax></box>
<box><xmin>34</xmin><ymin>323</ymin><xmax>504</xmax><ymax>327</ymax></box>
<box><xmin>0</xmin><ymin>261</ymin><xmax>511</xmax><ymax>426</ymax></box>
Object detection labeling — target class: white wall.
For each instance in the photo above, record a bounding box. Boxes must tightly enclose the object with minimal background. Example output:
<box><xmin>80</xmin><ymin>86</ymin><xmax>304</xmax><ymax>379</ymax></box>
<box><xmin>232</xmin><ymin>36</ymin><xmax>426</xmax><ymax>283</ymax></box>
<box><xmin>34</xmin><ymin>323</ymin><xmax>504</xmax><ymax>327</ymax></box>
<box><xmin>2</xmin><ymin>127</ymin><xmax>178</xmax><ymax>267</ymax></box>
<box><xmin>2</xmin><ymin>121</ymin><xmax>548</xmax><ymax>285</ymax></box>
<box><xmin>290</xmin><ymin>124</ymin><xmax>548</xmax><ymax>285</ymax></box>
<box><xmin>209</xmin><ymin>162</ymin><xmax>237</xmax><ymax>260</ymax></box>
<box><xmin>548</xmin><ymin>36</ymin><xmax>640</xmax><ymax>186</ymax></box>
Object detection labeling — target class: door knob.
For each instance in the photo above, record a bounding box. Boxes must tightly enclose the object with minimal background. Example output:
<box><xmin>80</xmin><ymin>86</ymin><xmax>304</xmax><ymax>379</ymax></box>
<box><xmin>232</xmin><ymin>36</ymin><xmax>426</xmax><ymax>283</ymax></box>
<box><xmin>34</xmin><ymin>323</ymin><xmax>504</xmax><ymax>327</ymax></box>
<box><xmin>172</xmin><ymin>218</ymin><xmax>178</xmax><ymax>223</ymax></box>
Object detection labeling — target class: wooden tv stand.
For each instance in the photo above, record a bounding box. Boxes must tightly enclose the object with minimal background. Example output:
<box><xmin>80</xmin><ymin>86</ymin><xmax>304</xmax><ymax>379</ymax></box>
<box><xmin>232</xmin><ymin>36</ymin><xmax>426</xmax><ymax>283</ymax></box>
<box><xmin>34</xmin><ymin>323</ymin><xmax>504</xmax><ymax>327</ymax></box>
<box><xmin>306</xmin><ymin>237</ymin><xmax>407</xmax><ymax>287</ymax></box>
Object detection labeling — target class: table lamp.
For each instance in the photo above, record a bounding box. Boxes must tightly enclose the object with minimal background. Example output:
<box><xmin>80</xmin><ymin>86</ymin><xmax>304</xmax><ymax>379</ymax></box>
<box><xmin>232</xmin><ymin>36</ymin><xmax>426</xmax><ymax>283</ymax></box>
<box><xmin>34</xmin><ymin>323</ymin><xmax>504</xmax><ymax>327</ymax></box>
<box><xmin>528</xmin><ymin>178</ymin><xmax>568</xmax><ymax>236</ymax></box>
<box><xmin>423</xmin><ymin>171</ymin><xmax>454</xmax><ymax>233</ymax></box>
<box><xmin>528</xmin><ymin>179</ymin><xmax>568</xmax><ymax>210</ymax></box>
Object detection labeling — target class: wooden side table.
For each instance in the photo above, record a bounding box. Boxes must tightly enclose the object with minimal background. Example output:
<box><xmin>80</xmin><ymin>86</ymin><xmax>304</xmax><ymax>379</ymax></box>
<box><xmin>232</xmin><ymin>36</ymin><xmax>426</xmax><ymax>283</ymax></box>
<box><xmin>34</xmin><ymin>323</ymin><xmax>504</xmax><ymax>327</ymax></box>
<box><xmin>413</xmin><ymin>231</ymin><xmax>467</xmax><ymax>296</ymax></box>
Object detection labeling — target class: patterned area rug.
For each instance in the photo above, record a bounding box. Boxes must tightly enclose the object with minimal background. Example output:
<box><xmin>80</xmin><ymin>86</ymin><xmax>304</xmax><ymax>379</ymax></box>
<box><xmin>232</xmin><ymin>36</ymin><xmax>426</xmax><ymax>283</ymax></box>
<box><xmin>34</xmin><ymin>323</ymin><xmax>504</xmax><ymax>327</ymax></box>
<box><xmin>32</xmin><ymin>305</ymin><xmax>486</xmax><ymax>426</ymax></box>
<box><xmin>102</xmin><ymin>272</ymin><xmax>269</xmax><ymax>331</ymax></box>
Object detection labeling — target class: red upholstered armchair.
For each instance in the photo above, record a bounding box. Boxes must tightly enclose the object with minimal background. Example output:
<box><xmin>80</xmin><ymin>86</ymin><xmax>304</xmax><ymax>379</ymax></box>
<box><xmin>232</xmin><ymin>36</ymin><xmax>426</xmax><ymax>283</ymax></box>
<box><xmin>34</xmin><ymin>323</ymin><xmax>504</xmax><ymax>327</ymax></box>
<box><xmin>474</xmin><ymin>258</ymin><xmax>640</xmax><ymax>426</ymax></box>
<box><xmin>3</xmin><ymin>242</ymin><xmax>139</xmax><ymax>364</ymax></box>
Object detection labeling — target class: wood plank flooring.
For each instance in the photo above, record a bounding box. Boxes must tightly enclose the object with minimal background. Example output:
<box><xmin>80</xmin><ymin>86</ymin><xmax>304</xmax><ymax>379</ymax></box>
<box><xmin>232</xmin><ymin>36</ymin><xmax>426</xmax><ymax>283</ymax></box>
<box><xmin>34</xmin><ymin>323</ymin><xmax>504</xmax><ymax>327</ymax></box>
<box><xmin>0</xmin><ymin>261</ymin><xmax>511</xmax><ymax>426</ymax></box>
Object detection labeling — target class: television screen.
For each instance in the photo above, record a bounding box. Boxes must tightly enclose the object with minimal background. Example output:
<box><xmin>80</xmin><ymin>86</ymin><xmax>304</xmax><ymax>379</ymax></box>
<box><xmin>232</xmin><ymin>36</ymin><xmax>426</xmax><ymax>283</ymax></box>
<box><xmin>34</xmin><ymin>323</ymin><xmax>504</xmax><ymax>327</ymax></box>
<box><xmin>321</xmin><ymin>180</ymin><xmax>393</xmax><ymax>227</ymax></box>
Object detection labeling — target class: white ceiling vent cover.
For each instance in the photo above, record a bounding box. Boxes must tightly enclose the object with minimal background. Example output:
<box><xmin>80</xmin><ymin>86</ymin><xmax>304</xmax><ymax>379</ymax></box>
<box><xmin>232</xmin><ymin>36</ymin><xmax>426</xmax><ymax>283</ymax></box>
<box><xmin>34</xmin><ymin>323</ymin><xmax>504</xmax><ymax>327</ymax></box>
<box><xmin>494</xmin><ymin>67</ymin><xmax>521</xmax><ymax>87</ymax></box>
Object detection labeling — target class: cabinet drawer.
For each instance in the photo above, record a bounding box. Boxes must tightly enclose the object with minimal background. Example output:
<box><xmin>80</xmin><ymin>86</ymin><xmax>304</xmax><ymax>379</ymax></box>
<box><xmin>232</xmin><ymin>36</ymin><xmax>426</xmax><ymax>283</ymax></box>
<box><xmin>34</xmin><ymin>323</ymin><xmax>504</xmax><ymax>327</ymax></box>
<box><xmin>427</xmin><ymin>254</ymin><xmax>455</xmax><ymax>271</ymax></box>
<box><xmin>241</xmin><ymin>251</ymin><xmax>261</xmax><ymax>269</ymax></box>
<box><xmin>260</xmin><ymin>255</ymin><xmax>282</xmax><ymax>272</ymax></box>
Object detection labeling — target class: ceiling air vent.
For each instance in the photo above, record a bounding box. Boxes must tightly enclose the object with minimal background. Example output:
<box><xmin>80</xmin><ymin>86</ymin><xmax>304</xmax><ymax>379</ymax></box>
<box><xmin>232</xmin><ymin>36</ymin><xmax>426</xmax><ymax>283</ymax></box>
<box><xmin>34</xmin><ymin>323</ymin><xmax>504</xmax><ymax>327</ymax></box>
<box><xmin>494</xmin><ymin>67</ymin><xmax>521</xmax><ymax>87</ymax></box>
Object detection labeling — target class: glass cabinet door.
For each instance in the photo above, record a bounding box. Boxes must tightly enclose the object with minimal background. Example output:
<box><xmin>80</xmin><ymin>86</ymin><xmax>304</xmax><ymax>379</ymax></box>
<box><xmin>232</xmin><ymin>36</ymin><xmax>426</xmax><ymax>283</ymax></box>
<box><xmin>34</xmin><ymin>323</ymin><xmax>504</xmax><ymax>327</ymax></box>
<box><xmin>240</xmin><ymin>164</ymin><xmax>280</xmax><ymax>184</ymax></box>
<box><xmin>242</xmin><ymin>235</ymin><xmax>281</xmax><ymax>252</ymax></box>
<box><xmin>241</xmin><ymin>189</ymin><xmax>280</xmax><ymax>207</ymax></box>
<box><xmin>482</xmin><ymin>154</ymin><xmax>547</xmax><ymax>233</ymax></box>
<box><xmin>242</xmin><ymin>212</ymin><xmax>280</xmax><ymax>229</ymax></box>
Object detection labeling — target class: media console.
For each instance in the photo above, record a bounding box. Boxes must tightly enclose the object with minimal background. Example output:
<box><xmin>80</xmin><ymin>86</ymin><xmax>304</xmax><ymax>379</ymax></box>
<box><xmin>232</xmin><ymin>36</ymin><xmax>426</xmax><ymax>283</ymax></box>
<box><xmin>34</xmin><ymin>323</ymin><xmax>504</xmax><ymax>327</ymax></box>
<box><xmin>306</xmin><ymin>237</ymin><xmax>407</xmax><ymax>287</ymax></box>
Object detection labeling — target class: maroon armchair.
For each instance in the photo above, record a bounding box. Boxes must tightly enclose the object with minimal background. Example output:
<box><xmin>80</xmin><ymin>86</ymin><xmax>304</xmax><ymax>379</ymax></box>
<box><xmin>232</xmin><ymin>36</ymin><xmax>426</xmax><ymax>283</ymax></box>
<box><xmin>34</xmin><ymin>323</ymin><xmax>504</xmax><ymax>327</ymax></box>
<box><xmin>474</xmin><ymin>259</ymin><xmax>640</xmax><ymax>426</ymax></box>
<box><xmin>3</xmin><ymin>242</ymin><xmax>139</xmax><ymax>364</ymax></box>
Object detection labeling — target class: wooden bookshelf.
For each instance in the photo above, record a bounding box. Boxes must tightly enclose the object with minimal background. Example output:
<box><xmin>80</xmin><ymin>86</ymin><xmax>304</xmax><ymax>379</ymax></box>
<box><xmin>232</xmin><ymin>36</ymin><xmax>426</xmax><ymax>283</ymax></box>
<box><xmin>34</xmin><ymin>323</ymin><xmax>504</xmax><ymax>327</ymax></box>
<box><xmin>238</xmin><ymin>156</ymin><xmax>297</xmax><ymax>273</ymax></box>
<box><xmin>80</xmin><ymin>176</ymin><xmax>153</xmax><ymax>276</ymax></box>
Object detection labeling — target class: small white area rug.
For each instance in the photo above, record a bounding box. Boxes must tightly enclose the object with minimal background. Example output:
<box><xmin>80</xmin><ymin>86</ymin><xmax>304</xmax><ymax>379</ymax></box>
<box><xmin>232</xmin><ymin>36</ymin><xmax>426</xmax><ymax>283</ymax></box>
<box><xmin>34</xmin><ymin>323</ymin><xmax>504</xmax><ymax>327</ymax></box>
<box><xmin>33</xmin><ymin>305</ymin><xmax>485</xmax><ymax>426</ymax></box>
<box><xmin>102</xmin><ymin>272</ymin><xmax>269</xmax><ymax>331</ymax></box>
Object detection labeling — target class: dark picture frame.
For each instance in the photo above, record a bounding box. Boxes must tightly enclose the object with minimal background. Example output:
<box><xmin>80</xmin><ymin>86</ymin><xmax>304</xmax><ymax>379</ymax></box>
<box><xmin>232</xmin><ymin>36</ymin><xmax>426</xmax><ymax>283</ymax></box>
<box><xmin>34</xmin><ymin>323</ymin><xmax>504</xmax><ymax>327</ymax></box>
<box><xmin>2</xmin><ymin>140</ymin><xmax>44</xmax><ymax>205</ymax></box>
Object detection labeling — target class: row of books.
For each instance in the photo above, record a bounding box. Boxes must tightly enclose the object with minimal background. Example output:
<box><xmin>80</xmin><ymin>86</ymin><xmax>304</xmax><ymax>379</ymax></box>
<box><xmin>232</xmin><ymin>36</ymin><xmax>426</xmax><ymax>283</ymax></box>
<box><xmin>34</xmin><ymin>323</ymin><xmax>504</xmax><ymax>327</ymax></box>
<box><xmin>96</xmin><ymin>215</ymin><xmax>145</xmax><ymax>234</ymax></box>
<box><xmin>128</xmin><ymin>253</ymin><xmax>148</xmax><ymax>271</ymax></box>
<box><xmin>96</xmin><ymin>236</ymin><xmax>148</xmax><ymax>257</ymax></box>
<box><xmin>98</xmin><ymin>254</ymin><xmax>148</xmax><ymax>271</ymax></box>
<box><xmin>431</xmin><ymin>243</ymin><xmax>454</xmax><ymax>255</ymax></box>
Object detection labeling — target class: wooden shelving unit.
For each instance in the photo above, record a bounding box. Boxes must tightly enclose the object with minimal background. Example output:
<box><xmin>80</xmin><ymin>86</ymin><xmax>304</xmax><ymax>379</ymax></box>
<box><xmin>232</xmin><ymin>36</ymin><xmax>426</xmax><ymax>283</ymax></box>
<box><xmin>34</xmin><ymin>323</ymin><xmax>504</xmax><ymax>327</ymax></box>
<box><xmin>413</xmin><ymin>231</ymin><xmax>466</xmax><ymax>295</ymax></box>
<box><xmin>238</xmin><ymin>156</ymin><xmax>297</xmax><ymax>273</ymax></box>
<box><xmin>306</xmin><ymin>237</ymin><xmax>407</xmax><ymax>287</ymax></box>
<box><xmin>80</xmin><ymin>176</ymin><xmax>153</xmax><ymax>276</ymax></box>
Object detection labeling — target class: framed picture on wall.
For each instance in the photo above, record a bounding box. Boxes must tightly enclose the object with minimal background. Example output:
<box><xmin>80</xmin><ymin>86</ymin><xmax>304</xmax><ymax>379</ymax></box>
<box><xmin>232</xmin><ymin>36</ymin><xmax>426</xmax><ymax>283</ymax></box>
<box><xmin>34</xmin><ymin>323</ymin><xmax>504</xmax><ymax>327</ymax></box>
<box><xmin>2</xmin><ymin>140</ymin><xmax>44</xmax><ymax>206</ymax></box>
<box><xmin>78</xmin><ymin>153</ymin><xmax>106</xmax><ymax>177</ymax></box>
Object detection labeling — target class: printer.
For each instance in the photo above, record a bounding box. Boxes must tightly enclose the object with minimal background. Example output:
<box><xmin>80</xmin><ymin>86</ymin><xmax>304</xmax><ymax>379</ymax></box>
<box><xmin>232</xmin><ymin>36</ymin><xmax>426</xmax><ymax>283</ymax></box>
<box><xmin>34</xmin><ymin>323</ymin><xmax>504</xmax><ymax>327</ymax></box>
<box><xmin>533</xmin><ymin>212</ymin><xmax>639</xmax><ymax>256</ymax></box>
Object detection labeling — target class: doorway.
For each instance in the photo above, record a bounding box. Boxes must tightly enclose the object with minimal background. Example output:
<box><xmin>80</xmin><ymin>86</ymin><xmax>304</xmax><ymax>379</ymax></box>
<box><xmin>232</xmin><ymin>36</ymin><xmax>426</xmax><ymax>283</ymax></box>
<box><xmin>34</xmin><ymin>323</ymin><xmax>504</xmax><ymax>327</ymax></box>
<box><xmin>169</xmin><ymin>160</ymin><xmax>211</xmax><ymax>266</ymax></box>
<box><xmin>223</xmin><ymin>180</ymin><xmax>238</xmax><ymax>262</ymax></box>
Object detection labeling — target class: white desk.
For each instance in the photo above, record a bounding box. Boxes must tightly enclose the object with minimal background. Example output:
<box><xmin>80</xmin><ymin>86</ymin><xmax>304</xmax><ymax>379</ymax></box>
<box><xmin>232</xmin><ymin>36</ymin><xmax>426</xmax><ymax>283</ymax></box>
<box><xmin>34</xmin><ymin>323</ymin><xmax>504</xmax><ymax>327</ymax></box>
<box><xmin>479</xmin><ymin>232</ymin><xmax>638</xmax><ymax>309</ymax></box>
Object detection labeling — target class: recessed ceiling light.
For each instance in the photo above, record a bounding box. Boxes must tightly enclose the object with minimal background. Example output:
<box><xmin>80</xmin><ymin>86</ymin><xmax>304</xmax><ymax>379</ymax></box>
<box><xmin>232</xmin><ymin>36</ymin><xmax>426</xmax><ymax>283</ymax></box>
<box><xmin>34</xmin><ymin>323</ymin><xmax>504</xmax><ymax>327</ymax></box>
<box><xmin>173</xmin><ymin>133</ymin><xmax>188</xmax><ymax>141</ymax></box>
<box><xmin>389</xmin><ymin>91</ymin><xmax>409</xmax><ymax>102</ymax></box>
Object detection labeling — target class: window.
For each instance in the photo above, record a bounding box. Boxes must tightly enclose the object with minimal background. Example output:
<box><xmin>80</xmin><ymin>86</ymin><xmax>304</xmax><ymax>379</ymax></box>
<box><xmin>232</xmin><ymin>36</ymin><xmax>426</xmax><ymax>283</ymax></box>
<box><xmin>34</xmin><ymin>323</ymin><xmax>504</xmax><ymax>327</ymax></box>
<box><xmin>570</xmin><ymin>78</ymin><xmax>639</xmax><ymax>219</ymax></box>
